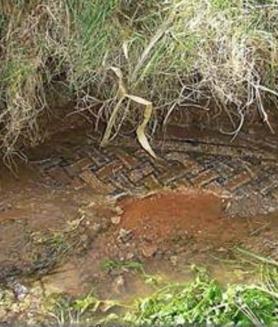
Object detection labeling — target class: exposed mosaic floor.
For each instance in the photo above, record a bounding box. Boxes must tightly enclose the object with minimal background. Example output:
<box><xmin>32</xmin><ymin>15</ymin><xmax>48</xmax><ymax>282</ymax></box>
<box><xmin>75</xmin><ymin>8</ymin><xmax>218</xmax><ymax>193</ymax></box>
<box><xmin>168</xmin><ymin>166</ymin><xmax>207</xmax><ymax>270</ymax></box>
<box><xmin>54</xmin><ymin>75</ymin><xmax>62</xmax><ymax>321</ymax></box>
<box><xmin>33</xmin><ymin>129</ymin><xmax>278</xmax><ymax>216</ymax></box>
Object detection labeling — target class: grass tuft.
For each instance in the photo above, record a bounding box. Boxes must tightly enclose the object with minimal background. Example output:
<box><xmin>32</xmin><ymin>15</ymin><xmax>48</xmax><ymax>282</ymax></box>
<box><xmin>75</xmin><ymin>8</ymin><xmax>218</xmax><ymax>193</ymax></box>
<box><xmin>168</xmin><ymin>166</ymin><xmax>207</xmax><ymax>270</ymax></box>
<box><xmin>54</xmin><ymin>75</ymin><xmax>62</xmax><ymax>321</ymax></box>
<box><xmin>0</xmin><ymin>1</ymin><xmax>278</xmax><ymax>157</ymax></box>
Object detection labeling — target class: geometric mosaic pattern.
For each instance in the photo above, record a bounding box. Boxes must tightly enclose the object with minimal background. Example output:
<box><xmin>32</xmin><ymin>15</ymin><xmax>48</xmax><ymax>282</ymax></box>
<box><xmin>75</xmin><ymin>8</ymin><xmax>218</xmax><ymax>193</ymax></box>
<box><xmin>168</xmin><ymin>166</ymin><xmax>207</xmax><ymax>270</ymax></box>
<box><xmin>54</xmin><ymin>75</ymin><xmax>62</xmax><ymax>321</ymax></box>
<box><xmin>36</xmin><ymin>133</ymin><xmax>278</xmax><ymax>215</ymax></box>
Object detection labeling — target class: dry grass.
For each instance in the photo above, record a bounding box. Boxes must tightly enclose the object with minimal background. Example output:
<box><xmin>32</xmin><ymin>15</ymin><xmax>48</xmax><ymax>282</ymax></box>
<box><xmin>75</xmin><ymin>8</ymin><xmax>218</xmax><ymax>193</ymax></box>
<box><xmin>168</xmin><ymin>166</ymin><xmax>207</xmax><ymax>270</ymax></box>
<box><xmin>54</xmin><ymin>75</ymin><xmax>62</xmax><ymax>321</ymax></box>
<box><xmin>0</xmin><ymin>0</ymin><xmax>277</xmax><ymax>159</ymax></box>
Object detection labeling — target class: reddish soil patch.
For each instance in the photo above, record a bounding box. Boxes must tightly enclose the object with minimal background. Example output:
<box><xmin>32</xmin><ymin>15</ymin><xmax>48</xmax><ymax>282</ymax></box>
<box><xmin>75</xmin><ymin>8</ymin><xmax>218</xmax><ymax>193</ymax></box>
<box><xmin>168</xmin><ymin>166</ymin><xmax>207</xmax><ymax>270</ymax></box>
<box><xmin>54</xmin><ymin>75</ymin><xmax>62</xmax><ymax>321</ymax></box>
<box><xmin>77</xmin><ymin>188</ymin><xmax>277</xmax><ymax>300</ymax></box>
<box><xmin>119</xmin><ymin>190</ymin><xmax>224</xmax><ymax>241</ymax></box>
<box><xmin>82</xmin><ymin>189</ymin><xmax>276</xmax><ymax>277</ymax></box>
<box><xmin>117</xmin><ymin>189</ymin><xmax>247</xmax><ymax>252</ymax></box>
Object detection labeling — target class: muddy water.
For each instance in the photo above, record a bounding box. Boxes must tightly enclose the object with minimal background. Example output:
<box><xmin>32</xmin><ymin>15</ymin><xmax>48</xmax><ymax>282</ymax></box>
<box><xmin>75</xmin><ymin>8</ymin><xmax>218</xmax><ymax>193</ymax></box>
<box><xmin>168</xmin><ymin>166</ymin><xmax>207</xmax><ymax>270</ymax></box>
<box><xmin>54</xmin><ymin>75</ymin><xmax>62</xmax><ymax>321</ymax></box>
<box><xmin>0</xmin><ymin>130</ymin><xmax>277</xmax><ymax>324</ymax></box>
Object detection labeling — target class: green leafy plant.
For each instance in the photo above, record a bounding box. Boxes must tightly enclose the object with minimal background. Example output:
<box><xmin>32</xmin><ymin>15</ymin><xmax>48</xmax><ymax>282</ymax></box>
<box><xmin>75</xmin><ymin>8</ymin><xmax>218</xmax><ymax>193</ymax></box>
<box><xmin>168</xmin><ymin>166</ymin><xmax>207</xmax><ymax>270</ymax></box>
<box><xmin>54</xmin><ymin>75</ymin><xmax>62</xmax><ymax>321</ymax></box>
<box><xmin>45</xmin><ymin>263</ymin><xmax>278</xmax><ymax>326</ymax></box>
<box><xmin>123</xmin><ymin>269</ymin><xmax>278</xmax><ymax>326</ymax></box>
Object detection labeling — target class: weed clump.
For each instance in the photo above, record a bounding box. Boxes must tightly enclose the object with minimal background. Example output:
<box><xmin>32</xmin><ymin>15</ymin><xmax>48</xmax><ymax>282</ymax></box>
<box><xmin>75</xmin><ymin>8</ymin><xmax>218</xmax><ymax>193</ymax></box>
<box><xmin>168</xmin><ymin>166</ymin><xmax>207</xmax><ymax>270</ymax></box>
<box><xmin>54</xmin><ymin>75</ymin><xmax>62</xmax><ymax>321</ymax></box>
<box><xmin>46</xmin><ymin>266</ymin><xmax>278</xmax><ymax>326</ymax></box>
<box><xmin>0</xmin><ymin>1</ymin><xmax>278</xmax><ymax>157</ymax></box>
<box><xmin>124</xmin><ymin>272</ymin><xmax>278</xmax><ymax>326</ymax></box>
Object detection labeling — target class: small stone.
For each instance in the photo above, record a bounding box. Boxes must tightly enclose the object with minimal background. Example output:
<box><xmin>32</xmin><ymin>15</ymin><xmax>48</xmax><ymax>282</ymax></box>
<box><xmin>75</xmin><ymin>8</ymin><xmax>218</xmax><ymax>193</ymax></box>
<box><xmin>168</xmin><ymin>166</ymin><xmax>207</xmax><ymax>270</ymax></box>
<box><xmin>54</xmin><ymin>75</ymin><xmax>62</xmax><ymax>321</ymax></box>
<box><xmin>114</xmin><ymin>206</ymin><xmax>124</xmax><ymax>215</ymax></box>
<box><xmin>111</xmin><ymin>216</ymin><xmax>121</xmax><ymax>225</ymax></box>
<box><xmin>118</xmin><ymin>228</ymin><xmax>133</xmax><ymax>243</ymax></box>
<box><xmin>112</xmin><ymin>275</ymin><xmax>126</xmax><ymax>294</ymax></box>
<box><xmin>225</xmin><ymin>201</ymin><xmax>231</xmax><ymax>211</ymax></box>
<box><xmin>8</xmin><ymin>281</ymin><xmax>28</xmax><ymax>301</ymax></box>
<box><xmin>267</xmin><ymin>206</ymin><xmax>275</xmax><ymax>213</ymax></box>
<box><xmin>88</xmin><ymin>201</ymin><xmax>96</xmax><ymax>208</ymax></box>
<box><xmin>142</xmin><ymin>244</ymin><xmax>158</xmax><ymax>258</ymax></box>
<box><xmin>92</xmin><ymin>223</ymin><xmax>101</xmax><ymax>232</ymax></box>
<box><xmin>80</xmin><ymin>234</ymin><xmax>88</xmax><ymax>242</ymax></box>
<box><xmin>170</xmin><ymin>255</ymin><xmax>178</xmax><ymax>266</ymax></box>
<box><xmin>126</xmin><ymin>252</ymin><xmax>135</xmax><ymax>260</ymax></box>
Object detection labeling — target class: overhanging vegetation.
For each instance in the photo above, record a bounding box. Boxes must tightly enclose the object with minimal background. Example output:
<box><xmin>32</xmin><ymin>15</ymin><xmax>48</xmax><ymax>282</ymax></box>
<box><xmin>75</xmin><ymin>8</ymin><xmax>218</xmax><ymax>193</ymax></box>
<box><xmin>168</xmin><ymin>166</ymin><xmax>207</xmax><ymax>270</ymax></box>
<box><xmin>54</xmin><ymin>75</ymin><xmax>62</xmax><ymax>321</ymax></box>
<box><xmin>0</xmin><ymin>0</ymin><xmax>277</xmax><ymax>159</ymax></box>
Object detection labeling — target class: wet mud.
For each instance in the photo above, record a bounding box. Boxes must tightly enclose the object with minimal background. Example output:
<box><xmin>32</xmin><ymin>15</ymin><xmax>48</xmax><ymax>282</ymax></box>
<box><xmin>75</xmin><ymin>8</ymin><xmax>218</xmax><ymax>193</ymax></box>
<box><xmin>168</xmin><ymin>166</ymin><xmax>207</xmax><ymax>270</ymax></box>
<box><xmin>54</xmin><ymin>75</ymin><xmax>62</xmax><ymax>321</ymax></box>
<box><xmin>0</xmin><ymin>126</ymin><xmax>277</xmax><ymax>324</ymax></box>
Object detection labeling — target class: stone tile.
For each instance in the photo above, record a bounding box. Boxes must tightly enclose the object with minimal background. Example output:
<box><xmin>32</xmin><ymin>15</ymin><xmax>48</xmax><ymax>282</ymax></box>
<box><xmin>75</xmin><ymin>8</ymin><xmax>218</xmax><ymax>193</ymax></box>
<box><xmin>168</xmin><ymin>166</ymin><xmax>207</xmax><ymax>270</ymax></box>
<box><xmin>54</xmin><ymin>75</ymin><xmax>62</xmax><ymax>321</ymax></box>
<box><xmin>191</xmin><ymin>169</ymin><xmax>218</xmax><ymax>187</ymax></box>
<box><xmin>79</xmin><ymin>170</ymin><xmax>115</xmax><ymax>193</ymax></box>
<box><xmin>225</xmin><ymin>171</ymin><xmax>252</xmax><ymax>192</ymax></box>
